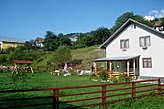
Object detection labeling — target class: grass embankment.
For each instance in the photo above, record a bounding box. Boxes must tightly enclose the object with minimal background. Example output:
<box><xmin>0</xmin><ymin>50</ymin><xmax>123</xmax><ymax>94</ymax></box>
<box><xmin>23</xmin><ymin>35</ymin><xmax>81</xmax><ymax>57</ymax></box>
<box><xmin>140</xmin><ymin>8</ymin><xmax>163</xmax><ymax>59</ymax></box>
<box><xmin>32</xmin><ymin>45</ymin><xmax>105</xmax><ymax>69</ymax></box>
<box><xmin>0</xmin><ymin>72</ymin><xmax>164</xmax><ymax>109</ymax></box>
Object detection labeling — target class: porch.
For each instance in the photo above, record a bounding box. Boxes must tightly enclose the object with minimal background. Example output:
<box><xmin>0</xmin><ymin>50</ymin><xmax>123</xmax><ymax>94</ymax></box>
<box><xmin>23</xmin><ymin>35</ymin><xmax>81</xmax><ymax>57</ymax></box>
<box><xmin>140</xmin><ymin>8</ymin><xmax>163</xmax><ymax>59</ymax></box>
<box><xmin>93</xmin><ymin>55</ymin><xmax>140</xmax><ymax>79</ymax></box>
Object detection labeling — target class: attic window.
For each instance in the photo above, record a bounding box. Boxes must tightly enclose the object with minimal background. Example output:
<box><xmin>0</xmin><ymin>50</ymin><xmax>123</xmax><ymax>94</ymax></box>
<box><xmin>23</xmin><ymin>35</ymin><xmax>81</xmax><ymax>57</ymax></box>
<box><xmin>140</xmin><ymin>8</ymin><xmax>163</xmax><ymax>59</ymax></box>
<box><xmin>134</xmin><ymin>24</ymin><xmax>136</xmax><ymax>29</ymax></box>
<box><xmin>131</xmin><ymin>24</ymin><xmax>136</xmax><ymax>29</ymax></box>
<box><xmin>159</xmin><ymin>26</ymin><xmax>164</xmax><ymax>31</ymax></box>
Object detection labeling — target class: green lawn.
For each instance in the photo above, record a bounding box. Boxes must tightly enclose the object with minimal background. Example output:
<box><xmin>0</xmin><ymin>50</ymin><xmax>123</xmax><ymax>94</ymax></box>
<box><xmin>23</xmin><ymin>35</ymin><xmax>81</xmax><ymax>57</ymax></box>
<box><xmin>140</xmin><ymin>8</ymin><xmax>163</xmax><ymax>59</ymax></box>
<box><xmin>0</xmin><ymin>71</ymin><xmax>164</xmax><ymax>109</ymax></box>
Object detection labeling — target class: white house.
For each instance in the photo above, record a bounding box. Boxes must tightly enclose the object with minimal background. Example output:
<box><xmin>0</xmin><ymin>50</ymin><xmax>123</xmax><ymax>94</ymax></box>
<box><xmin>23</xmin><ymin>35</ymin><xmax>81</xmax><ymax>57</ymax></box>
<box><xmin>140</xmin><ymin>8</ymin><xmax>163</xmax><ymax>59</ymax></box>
<box><xmin>94</xmin><ymin>18</ymin><xmax>164</xmax><ymax>80</ymax></box>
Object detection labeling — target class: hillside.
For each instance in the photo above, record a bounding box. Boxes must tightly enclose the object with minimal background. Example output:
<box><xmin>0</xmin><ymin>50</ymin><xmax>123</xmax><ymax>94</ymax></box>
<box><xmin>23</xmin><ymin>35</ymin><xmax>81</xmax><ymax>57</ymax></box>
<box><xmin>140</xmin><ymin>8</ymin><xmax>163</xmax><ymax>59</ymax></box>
<box><xmin>32</xmin><ymin>45</ymin><xmax>105</xmax><ymax>70</ymax></box>
<box><xmin>72</xmin><ymin>45</ymin><xmax>105</xmax><ymax>69</ymax></box>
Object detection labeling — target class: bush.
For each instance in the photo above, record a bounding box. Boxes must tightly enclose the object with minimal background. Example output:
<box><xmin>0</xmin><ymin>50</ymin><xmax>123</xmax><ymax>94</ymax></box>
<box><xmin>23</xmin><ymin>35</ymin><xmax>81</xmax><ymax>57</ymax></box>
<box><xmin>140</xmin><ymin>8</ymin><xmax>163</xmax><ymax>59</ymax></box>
<box><xmin>99</xmin><ymin>71</ymin><xmax>108</xmax><ymax>80</ymax></box>
<box><xmin>118</xmin><ymin>73</ymin><xmax>131</xmax><ymax>82</ymax></box>
<box><xmin>110</xmin><ymin>76</ymin><xmax>118</xmax><ymax>83</ymax></box>
<box><xmin>90</xmin><ymin>74</ymin><xmax>98</xmax><ymax>80</ymax></box>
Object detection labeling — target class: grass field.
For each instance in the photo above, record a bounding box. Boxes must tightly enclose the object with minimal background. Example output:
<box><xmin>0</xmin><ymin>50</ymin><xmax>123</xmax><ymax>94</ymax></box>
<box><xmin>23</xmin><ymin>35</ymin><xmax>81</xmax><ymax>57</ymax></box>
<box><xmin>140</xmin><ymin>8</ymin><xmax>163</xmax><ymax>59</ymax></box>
<box><xmin>0</xmin><ymin>71</ymin><xmax>164</xmax><ymax>109</ymax></box>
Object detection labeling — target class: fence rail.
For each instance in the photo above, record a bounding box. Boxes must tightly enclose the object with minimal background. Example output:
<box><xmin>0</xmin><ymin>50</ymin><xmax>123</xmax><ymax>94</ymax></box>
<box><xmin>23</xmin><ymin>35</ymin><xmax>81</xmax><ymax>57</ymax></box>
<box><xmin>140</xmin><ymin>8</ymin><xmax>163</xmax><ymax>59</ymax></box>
<box><xmin>0</xmin><ymin>79</ymin><xmax>164</xmax><ymax>109</ymax></box>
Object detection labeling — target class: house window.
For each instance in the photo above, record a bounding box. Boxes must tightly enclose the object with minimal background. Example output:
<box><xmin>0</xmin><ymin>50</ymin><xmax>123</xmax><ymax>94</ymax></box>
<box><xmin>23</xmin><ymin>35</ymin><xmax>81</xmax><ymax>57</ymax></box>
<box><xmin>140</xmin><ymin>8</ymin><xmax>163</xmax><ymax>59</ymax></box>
<box><xmin>159</xmin><ymin>26</ymin><xmax>164</xmax><ymax>31</ymax></box>
<box><xmin>134</xmin><ymin>24</ymin><xmax>136</xmax><ymax>29</ymax></box>
<box><xmin>131</xmin><ymin>24</ymin><xmax>136</xmax><ymax>29</ymax></box>
<box><xmin>139</xmin><ymin>36</ymin><xmax>150</xmax><ymax>47</ymax></box>
<box><xmin>120</xmin><ymin>39</ymin><xmax>129</xmax><ymax>49</ymax></box>
<box><xmin>142</xmin><ymin>58</ymin><xmax>152</xmax><ymax>68</ymax></box>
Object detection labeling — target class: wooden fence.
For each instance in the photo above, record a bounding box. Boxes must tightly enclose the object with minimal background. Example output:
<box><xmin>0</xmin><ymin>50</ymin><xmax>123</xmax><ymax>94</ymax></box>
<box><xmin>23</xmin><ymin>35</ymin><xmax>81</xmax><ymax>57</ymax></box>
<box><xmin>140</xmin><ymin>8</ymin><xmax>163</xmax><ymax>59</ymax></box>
<box><xmin>0</xmin><ymin>79</ymin><xmax>164</xmax><ymax>109</ymax></box>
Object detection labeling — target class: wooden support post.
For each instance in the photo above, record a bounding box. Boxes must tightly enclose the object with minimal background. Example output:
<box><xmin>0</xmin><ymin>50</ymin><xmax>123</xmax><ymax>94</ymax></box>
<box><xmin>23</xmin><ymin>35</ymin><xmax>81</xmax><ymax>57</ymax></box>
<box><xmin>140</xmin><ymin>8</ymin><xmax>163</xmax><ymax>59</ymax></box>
<box><xmin>158</xmin><ymin>78</ymin><xmax>161</xmax><ymax>96</ymax></box>
<box><xmin>107</xmin><ymin>61</ymin><xmax>109</xmax><ymax>71</ymax></box>
<box><xmin>133</xmin><ymin>59</ymin><xmax>135</xmax><ymax>73</ymax></box>
<box><xmin>132</xmin><ymin>81</ymin><xmax>136</xmax><ymax>99</ymax></box>
<box><xmin>109</xmin><ymin>62</ymin><xmax>112</xmax><ymax>72</ymax></box>
<box><xmin>53</xmin><ymin>88</ymin><xmax>59</xmax><ymax>109</ymax></box>
<box><xmin>30</xmin><ymin>67</ymin><xmax>33</xmax><ymax>73</ymax></box>
<box><xmin>102</xmin><ymin>85</ymin><xmax>107</xmax><ymax>109</ymax></box>
<box><xmin>93</xmin><ymin>62</ymin><xmax>97</xmax><ymax>74</ymax></box>
<box><xmin>133</xmin><ymin>58</ymin><xmax>136</xmax><ymax>79</ymax></box>
<box><xmin>127</xmin><ymin>61</ymin><xmax>130</xmax><ymax>77</ymax></box>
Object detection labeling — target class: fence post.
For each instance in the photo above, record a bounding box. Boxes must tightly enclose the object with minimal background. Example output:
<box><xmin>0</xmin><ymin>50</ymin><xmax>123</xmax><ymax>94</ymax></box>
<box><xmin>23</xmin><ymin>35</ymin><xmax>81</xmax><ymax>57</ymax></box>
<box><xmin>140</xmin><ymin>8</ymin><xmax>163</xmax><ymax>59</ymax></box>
<box><xmin>132</xmin><ymin>81</ymin><xmax>136</xmax><ymax>99</ymax></box>
<box><xmin>53</xmin><ymin>88</ymin><xmax>59</xmax><ymax>109</ymax></box>
<box><xmin>158</xmin><ymin>78</ymin><xmax>161</xmax><ymax>96</ymax></box>
<box><xmin>102</xmin><ymin>85</ymin><xmax>107</xmax><ymax>109</ymax></box>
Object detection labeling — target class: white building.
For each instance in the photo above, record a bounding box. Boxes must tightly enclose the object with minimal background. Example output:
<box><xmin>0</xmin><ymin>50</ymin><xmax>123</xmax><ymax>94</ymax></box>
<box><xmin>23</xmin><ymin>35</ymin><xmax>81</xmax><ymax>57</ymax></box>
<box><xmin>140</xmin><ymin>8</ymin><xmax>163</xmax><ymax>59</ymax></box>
<box><xmin>94</xmin><ymin>18</ymin><xmax>164</xmax><ymax>80</ymax></box>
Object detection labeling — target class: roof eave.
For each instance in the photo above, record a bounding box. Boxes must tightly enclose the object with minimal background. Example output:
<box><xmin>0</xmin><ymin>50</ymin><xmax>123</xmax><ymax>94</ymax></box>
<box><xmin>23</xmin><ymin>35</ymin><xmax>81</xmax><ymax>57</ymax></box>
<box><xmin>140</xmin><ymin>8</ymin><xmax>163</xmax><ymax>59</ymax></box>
<box><xmin>100</xmin><ymin>18</ymin><xmax>133</xmax><ymax>48</ymax></box>
<box><xmin>100</xmin><ymin>18</ymin><xmax>164</xmax><ymax>48</ymax></box>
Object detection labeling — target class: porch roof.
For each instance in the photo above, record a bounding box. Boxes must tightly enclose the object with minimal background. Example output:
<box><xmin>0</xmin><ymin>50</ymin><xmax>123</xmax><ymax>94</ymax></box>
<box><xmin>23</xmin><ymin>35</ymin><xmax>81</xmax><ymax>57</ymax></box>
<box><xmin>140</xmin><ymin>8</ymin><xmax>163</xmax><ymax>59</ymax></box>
<box><xmin>93</xmin><ymin>55</ymin><xmax>140</xmax><ymax>62</ymax></box>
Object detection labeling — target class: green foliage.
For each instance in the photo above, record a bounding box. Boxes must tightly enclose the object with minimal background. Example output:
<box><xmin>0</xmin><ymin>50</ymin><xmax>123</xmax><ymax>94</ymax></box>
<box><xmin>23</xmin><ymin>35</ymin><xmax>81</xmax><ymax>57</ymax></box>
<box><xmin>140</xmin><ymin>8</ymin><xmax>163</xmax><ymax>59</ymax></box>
<box><xmin>99</xmin><ymin>71</ymin><xmax>108</xmax><ymax>80</ymax></box>
<box><xmin>111</xmin><ymin>12</ymin><xmax>154</xmax><ymax>34</ymax></box>
<box><xmin>109</xmin><ymin>74</ymin><xmax>131</xmax><ymax>83</ymax></box>
<box><xmin>23</xmin><ymin>40</ymin><xmax>37</xmax><ymax>50</ymax></box>
<box><xmin>43</xmin><ymin>31</ymin><xmax>58</xmax><ymax>51</ymax></box>
<box><xmin>117</xmin><ymin>74</ymin><xmax>131</xmax><ymax>82</ymax></box>
<box><xmin>109</xmin><ymin>76</ymin><xmax>118</xmax><ymax>83</ymax></box>
<box><xmin>115</xmin><ymin>12</ymin><xmax>134</xmax><ymax>27</ymax></box>
<box><xmin>90</xmin><ymin>74</ymin><xmax>98</xmax><ymax>80</ymax></box>
<box><xmin>11</xmin><ymin>69</ymin><xmax>31</xmax><ymax>89</ymax></box>
<box><xmin>59</xmin><ymin>36</ymin><xmax>72</xmax><ymax>46</ymax></box>
<box><xmin>50</xmin><ymin>46</ymin><xmax>72</xmax><ymax>66</ymax></box>
<box><xmin>4</xmin><ymin>47</ymin><xmax>15</xmax><ymax>53</ymax></box>
<box><xmin>0</xmin><ymin>54</ymin><xmax>7</xmax><ymax>65</ymax></box>
<box><xmin>7</xmin><ymin>47</ymin><xmax>40</xmax><ymax>62</ymax></box>
<box><xmin>93</xmin><ymin>27</ymin><xmax>111</xmax><ymax>45</ymax></box>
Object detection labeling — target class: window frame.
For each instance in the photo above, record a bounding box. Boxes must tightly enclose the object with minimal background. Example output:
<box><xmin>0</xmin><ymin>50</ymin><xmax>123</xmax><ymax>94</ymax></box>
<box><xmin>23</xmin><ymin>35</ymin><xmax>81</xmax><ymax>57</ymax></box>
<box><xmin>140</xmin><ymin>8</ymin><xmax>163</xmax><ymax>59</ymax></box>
<box><xmin>139</xmin><ymin>36</ymin><xmax>150</xmax><ymax>47</ymax></box>
<box><xmin>120</xmin><ymin>39</ymin><xmax>129</xmax><ymax>49</ymax></box>
<box><xmin>142</xmin><ymin>58</ymin><xmax>152</xmax><ymax>68</ymax></box>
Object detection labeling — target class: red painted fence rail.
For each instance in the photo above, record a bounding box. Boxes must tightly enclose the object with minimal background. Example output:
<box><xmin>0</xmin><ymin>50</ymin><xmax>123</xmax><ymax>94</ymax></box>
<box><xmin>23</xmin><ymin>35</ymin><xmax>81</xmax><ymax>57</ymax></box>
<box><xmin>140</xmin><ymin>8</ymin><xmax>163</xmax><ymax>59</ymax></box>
<box><xmin>0</xmin><ymin>79</ymin><xmax>164</xmax><ymax>109</ymax></box>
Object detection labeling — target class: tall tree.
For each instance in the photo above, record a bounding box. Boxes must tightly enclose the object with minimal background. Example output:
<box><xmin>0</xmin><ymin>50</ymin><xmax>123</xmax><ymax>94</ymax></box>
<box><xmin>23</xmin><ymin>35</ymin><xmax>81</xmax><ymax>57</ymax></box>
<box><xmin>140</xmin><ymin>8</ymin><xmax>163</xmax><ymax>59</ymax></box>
<box><xmin>115</xmin><ymin>12</ymin><xmax>134</xmax><ymax>27</ymax></box>
<box><xmin>43</xmin><ymin>31</ymin><xmax>58</xmax><ymax>51</ymax></box>
<box><xmin>50</xmin><ymin>46</ymin><xmax>72</xmax><ymax>66</ymax></box>
<box><xmin>93</xmin><ymin>27</ymin><xmax>111</xmax><ymax>44</ymax></box>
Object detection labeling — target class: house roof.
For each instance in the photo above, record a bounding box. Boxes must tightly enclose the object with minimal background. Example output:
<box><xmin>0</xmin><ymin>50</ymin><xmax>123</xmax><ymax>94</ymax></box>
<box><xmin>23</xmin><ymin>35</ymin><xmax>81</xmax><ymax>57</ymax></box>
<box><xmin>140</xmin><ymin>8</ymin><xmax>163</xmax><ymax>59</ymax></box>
<box><xmin>93</xmin><ymin>55</ymin><xmax>140</xmax><ymax>62</ymax></box>
<box><xmin>35</xmin><ymin>37</ymin><xmax>44</xmax><ymax>43</ymax></box>
<box><xmin>2</xmin><ymin>41</ymin><xmax>24</xmax><ymax>44</ymax></box>
<box><xmin>0</xmin><ymin>36</ymin><xmax>24</xmax><ymax>43</ymax></box>
<box><xmin>12</xmin><ymin>60</ymin><xmax>33</xmax><ymax>64</ymax></box>
<box><xmin>154</xmin><ymin>20</ymin><xmax>163</xmax><ymax>27</ymax></box>
<box><xmin>100</xmin><ymin>18</ymin><xmax>164</xmax><ymax>48</ymax></box>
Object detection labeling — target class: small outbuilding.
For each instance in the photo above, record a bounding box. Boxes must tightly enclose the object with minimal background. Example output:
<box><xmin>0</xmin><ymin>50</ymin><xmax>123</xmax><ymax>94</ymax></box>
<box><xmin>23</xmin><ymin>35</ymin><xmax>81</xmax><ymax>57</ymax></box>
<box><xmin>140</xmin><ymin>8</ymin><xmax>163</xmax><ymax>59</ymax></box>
<box><xmin>12</xmin><ymin>60</ymin><xmax>33</xmax><ymax>73</ymax></box>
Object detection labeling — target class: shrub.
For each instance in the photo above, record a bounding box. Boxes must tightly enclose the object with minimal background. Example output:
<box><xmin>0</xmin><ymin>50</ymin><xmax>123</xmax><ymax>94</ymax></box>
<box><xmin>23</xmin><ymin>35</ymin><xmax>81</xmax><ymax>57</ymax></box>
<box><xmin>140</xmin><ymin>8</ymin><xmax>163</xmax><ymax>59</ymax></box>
<box><xmin>110</xmin><ymin>76</ymin><xmax>118</xmax><ymax>83</ymax></box>
<box><xmin>99</xmin><ymin>71</ymin><xmax>108</xmax><ymax>80</ymax></box>
<box><xmin>90</xmin><ymin>74</ymin><xmax>98</xmax><ymax>80</ymax></box>
<box><xmin>118</xmin><ymin>73</ymin><xmax>131</xmax><ymax>82</ymax></box>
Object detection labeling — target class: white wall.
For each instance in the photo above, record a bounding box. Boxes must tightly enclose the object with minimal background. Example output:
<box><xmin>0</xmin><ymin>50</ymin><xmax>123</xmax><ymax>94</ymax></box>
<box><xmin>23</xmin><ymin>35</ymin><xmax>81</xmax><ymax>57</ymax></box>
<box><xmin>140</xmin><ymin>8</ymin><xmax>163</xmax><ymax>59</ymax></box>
<box><xmin>106</xmin><ymin>23</ymin><xmax>164</xmax><ymax>77</ymax></box>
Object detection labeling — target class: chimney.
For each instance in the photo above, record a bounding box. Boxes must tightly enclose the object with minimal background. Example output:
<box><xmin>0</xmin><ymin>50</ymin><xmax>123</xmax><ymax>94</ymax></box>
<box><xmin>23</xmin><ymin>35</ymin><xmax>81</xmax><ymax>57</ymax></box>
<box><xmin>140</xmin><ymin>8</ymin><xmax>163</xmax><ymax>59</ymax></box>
<box><xmin>154</xmin><ymin>20</ymin><xmax>164</xmax><ymax>33</ymax></box>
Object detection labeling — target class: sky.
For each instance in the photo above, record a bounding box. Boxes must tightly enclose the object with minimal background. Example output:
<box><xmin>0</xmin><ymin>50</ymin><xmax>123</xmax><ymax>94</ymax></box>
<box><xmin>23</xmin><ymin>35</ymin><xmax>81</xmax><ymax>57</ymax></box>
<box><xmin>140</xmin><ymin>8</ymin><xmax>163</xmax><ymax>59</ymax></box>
<box><xmin>0</xmin><ymin>0</ymin><xmax>164</xmax><ymax>41</ymax></box>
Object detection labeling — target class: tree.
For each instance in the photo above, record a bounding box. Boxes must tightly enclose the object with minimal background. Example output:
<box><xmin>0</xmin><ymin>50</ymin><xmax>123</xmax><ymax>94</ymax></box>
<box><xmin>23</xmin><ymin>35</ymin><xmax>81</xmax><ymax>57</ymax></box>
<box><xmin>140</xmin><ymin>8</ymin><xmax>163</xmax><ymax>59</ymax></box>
<box><xmin>43</xmin><ymin>31</ymin><xmax>58</xmax><ymax>51</ymax></box>
<box><xmin>59</xmin><ymin>36</ymin><xmax>72</xmax><ymax>46</ymax></box>
<box><xmin>111</xmin><ymin>12</ymin><xmax>154</xmax><ymax>34</ymax></box>
<box><xmin>50</xmin><ymin>46</ymin><xmax>72</xmax><ymax>67</ymax></box>
<box><xmin>115</xmin><ymin>12</ymin><xmax>134</xmax><ymax>27</ymax></box>
<box><xmin>80</xmin><ymin>34</ymin><xmax>94</xmax><ymax>46</ymax></box>
<box><xmin>93</xmin><ymin>27</ymin><xmax>111</xmax><ymax>44</ymax></box>
<box><xmin>7</xmin><ymin>47</ymin><xmax>39</xmax><ymax>62</ymax></box>
<box><xmin>0</xmin><ymin>54</ymin><xmax>7</xmax><ymax>65</ymax></box>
